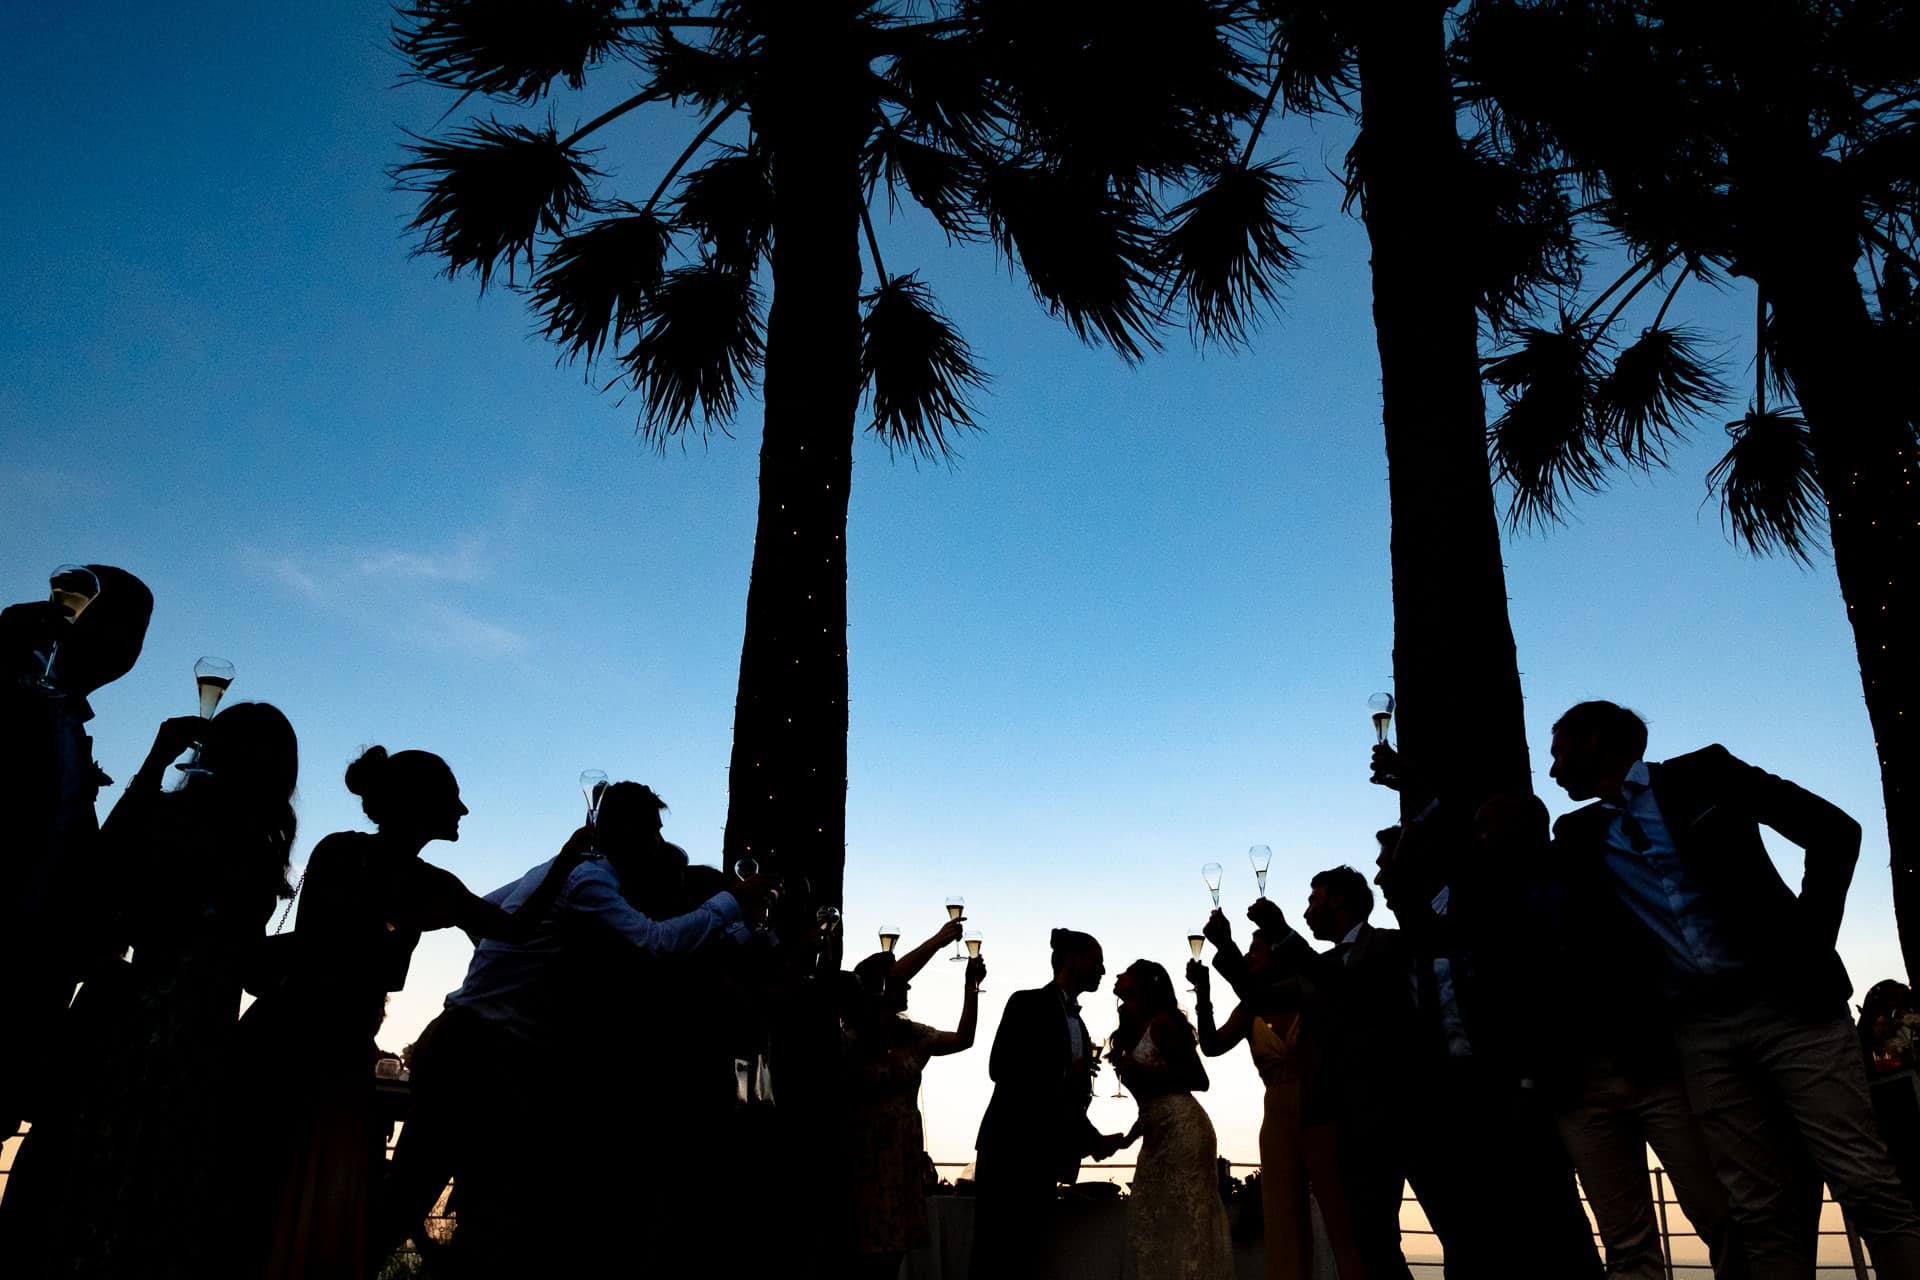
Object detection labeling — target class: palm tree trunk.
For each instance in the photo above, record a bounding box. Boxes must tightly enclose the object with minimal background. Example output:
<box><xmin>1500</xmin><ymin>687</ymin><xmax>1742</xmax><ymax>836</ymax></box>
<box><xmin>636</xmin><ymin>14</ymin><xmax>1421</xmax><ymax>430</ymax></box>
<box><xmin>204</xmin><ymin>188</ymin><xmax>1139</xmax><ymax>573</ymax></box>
<box><xmin>1759</xmin><ymin>249</ymin><xmax>1920</xmax><ymax>985</ymax></box>
<box><xmin>1355</xmin><ymin>1</ymin><xmax>1534</xmax><ymax>814</ymax></box>
<box><xmin>724</xmin><ymin>6</ymin><xmax>866</xmax><ymax>910</ymax></box>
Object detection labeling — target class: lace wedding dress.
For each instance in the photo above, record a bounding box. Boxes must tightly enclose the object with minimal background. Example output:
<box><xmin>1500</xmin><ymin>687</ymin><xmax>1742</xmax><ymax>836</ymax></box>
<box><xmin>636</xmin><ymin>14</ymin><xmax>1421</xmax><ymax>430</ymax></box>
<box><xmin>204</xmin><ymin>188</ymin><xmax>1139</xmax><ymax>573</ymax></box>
<box><xmin>1126</xmin><ymin>1023</ymin><xmax>1236</xmax><ymax>1280</ymax></box>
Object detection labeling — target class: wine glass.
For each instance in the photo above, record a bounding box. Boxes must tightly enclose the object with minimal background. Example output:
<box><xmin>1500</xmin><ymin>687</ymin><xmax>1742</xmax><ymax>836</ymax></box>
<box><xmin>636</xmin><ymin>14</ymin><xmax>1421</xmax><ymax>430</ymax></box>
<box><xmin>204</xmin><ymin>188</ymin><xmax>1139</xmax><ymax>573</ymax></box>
<box><xmin>1188</xmin><ymin>931</ymin><xmax>1206</xmax><ymax>960</ymax></box>
<box><xmin>1369</xmin><ymin>692</ymin><xmax>1396</xmax><ymax>744</ymax></box>
<box><xmin>946</xmin><ymin>895</ymin><xmax>966</xmax><ymax>961</ymax></box>
<box><xmin>195</xmin><ymin>657</ymin><xmax>235</xmax><ymax>719</ymax></box>
<box><xmin>580</xmin><ymin>770</ymin><xmax>609</xmax><ymax>829</ymax></box>
<box><xmin>878</xmin><ymin>924</ymin><xmax>901</xmax><ymax>954</ymax></box>
<box><xmin>965</xmin><ymin>933</ymin><xmax>985</xmax><ymax>991</ymax></box>
<box><xmin>1248</xmin><ymin>844</ymin><xmax>1273</xmax><ymax>898</ymax></box>
<box><xmin>1105</xmin><ymin>1035</ymin><xmax>1127</xmax><ymax>1098</ymax></box>
<box><xmin>1202</xmin><ymin>862</ymin><xmax>1224</xmax><ymax>908</ymax></box>
<box><xmin>35</xmin><ymin>566</ymin><xmax>100</xmax><ymax>690</ymax></box>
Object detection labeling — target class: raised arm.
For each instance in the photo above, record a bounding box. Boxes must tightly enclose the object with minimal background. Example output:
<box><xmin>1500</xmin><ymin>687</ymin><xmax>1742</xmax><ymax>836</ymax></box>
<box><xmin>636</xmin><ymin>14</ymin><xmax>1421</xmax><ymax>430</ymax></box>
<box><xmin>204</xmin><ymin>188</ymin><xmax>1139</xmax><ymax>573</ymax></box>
<box><xmin>924</xmin><ymin>955</ymin><xmax>987</xmax><ymax>1057</ymax></box>
<box><xmin>892</xmin><ymin>917</ymin><xmax>965</xmax><ymax>982</ymax></box>
<box><xmin>566</xmin><ymin>863</ymin><xmax>754</xmax><ymax>955</ymax></box>
<box><xmin>1189</xmin><ymin>961</ymin><xmax>1250</xmax><ymax>1057</ymax></box>
<box><xmin>448</xmin><ymin>828</ymin><xmax>595</xmax><ymax>943</ymax></box>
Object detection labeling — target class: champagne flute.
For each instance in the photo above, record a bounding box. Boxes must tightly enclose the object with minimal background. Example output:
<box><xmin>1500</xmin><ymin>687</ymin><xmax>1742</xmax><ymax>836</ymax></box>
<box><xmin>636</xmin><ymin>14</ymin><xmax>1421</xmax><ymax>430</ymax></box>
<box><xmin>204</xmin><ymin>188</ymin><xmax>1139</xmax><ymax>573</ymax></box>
<box><xmin>35</xmin><ymin>566</ymin><xmax>100</xmax><ymax>690</ymax></box>
<box><xmin>579</xmin><ymin>769</ymin><xmax>609</xmax><ymax>830</ymax></box>
<box><xmin>1106</xmin><ymin>1035</ymin><xmax>1127</xmax><ymax>1098</ymax></box>
<box><xmin>965</xmin><ymin>933</ymin><xmax>984</xmax><ymax>991</ymax></box>
<box><xmin>1368</xmin><ymin>691</ymin><xmax>1396</xmax><ymax>744</ymax></box>
<box><xmin>879</xmin><ymin>925</ymin><xmax>901</xmax><ymax>954</ymax></box>
<box><xmin>1188</xmin><ymin>931</ymin><xmax>1206</xmax><ymax>960</ymax></box>
<box><xmin>946</xmin><ymin>895</ymin><xmax>966</xmax><ymax>961</ymax></box>
<box><xmin>1202</xmin><ymin>862</ymin><xmax>1224</xmax><ymax>908</ymax></box>
<box><xmin>1248</xmin><ymin>844</ymin><xmax>1273</xmax><ymax>898</ymax></box>
<box><xmin>195</xmin><ymin>657</ymin><xmax>235</xmax><ymax>719</ymax></box>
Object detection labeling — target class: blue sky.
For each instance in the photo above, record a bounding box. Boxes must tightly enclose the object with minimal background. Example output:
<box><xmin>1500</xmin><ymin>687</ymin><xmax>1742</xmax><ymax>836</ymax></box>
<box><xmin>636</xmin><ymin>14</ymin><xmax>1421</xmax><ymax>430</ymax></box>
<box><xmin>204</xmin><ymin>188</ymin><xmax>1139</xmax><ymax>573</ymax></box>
<box><xmin>1</xmin><ymin>1</ymin><xmax>1894</xmax><ymax>1192</ymax></box>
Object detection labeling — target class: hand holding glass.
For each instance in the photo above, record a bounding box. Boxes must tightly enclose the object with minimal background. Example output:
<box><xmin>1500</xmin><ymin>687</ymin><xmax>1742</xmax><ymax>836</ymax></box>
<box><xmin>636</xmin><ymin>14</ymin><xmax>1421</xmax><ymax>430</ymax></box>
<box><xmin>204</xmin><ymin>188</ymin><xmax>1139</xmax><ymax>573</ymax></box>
<box><xmin>965</xmin><ymin>933</ymin><xmax>985</xmax><ymax>990</ymax></box>
<box><xmin>947</xmin><ymin>895</ymin><xmax>966</xmax><ymax>960</ymax></box>
<box><xmin>35</xmin><ymin>566</ymin><xmax>100</xmax><ymax>690</ymax></box>
<box><xmin>580</xmin><ymin>770</ymin><xmax>609</xmax><ymax>829</ymax></box>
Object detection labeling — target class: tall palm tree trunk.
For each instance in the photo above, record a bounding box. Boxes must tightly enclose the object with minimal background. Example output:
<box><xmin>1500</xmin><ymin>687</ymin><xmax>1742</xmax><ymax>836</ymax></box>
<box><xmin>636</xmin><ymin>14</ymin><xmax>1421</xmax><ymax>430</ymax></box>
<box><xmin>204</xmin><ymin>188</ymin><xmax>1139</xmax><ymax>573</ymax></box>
<box><xmin>724</xmin><ymin>7</ymin><xmax>866</xmax><ymax>912</ymax></box>
<box><xmin>1356</xmin><ymin>1</ymin><xmax>1534</xmax><ymax>813</ymax></box>
<box><xmin>1748</xmin><ymin>186</ymin><xmax>1920</xmax><ymax>982</ymax></box>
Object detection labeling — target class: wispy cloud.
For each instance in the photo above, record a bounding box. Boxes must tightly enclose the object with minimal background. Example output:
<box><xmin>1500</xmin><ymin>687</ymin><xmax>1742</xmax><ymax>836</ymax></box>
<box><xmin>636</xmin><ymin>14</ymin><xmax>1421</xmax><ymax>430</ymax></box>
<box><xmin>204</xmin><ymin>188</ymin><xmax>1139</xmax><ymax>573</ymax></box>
<box><xmin>245</xmin><ymin>537</ymin><xmax>524</xmax><ymax>659</ymax></box>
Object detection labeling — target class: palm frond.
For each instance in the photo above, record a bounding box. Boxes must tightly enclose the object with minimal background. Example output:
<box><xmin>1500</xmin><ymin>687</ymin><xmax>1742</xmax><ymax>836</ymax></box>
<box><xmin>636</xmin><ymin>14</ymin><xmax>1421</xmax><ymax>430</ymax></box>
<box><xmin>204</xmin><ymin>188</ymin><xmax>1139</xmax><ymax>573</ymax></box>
<box><xmin>877</xmin><ymin>23</ymin><xmax>1000</xmax><ymax>153</ymax></box>
<box><xmin>1595</xmin><ymin>325</ymin><xmax>1724</xmax><ymax>466</ymax></box>
<box><xmin>1460</xmin><ymin>131</ymin><xmax>1582</xmax><ymax>332</ymax></box>
<box><xmin>1706</xmin><ymin>408</ymin><xmax>1825</xmax><ymax>565</ymax></box>
<box><xmin>675</xmin><ymin>144</ymin><xmax>774</xmax><ymax>273</ymax></box>
<box><xmin>618</xmin><ymin>264</ymin><xmax>764</xmax><ymax>438</ymax></box>
<box><xmin>981</xmin><ymin>164</ymin><xmax>1164</xmax><ymax>362</ymax></box>
<box><xmin>1264</xmin><ymin>0</ymin><xmax>1357</xmax><ymax>114</ymax></box>
<box><xmin>529</xmin><ymin>206</ymin><xmax>674</xmax><ymax>366</ymax></box>
<box><xmin>1160</xmin><ymin>159</ymin><xmax>1306</xmax><ymax>348</ymax></box>
<box><xmin>642</xmin><ymin>26</ymin><xmax>756</xmax><ymax>113</ymax></box>
<box><xmin>860</xmin><ymin>274</ymin><xmax>988</xmax><ymax>459</ymax></box>
<box><xmin>1485</xmin><ymin>320</ymin><xmax>1607</xmax><ymax>528</ymax></box>
<box><xmin>397</xmin><ymin>119</ymin><xmax>599</xmax><ymax>288</ymax></box>
<box><xmin>393</xmin><ymin>0</ymin><xmax>628</xmax><ymax>103</ymax></box>
<box><xmin>862</xmin><ymin>122</ymin><xmax>982</xmax><ymax>239</ymax></box>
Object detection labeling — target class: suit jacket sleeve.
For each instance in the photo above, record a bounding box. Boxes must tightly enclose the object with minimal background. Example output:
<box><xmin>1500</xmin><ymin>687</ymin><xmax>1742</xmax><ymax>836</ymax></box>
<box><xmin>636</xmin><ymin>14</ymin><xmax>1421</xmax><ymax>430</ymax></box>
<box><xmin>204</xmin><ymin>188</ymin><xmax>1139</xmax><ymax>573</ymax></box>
<box><xmin>1707</xmin><ymin>744</ymin><xmax>1861</xmax><ymax>951</ymax></box>
<box><xmin>989</xmin><ymin>988</ymin><xmax>1058</xmax><ymax>1087</ymax></box>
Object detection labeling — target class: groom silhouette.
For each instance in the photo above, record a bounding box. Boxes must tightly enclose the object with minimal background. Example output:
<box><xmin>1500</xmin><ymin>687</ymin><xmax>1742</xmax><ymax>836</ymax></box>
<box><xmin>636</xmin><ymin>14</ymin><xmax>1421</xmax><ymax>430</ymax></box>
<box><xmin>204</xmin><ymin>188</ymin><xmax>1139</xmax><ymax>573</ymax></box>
<box><xmin>970</xmin><ymin>928</ymin><xmax>1125</xmax><ymax>1280</ymax></box>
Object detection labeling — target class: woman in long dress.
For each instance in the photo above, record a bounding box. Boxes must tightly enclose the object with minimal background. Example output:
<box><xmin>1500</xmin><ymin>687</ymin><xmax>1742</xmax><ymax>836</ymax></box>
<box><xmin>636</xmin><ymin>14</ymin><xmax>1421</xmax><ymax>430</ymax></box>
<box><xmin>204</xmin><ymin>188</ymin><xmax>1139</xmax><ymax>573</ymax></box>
<box><xmin>1111</xmin><ymin>959</ymin><xmax>1235</xmax><ymax>1280</ymax></box>
<box><xmin>236</xmin><ymin>745</ymin><xmax>577</xmax><ymax>1280</ymax></box>
<box><xmin>837</xmin><ymin>924</ymin><xmax>983</xmax><ymax>1279</ymax></box>
<box><xmin>1191</xmin><ymin>933</ymin><xmax>1369</xmax><ymax>1280</ymax></box>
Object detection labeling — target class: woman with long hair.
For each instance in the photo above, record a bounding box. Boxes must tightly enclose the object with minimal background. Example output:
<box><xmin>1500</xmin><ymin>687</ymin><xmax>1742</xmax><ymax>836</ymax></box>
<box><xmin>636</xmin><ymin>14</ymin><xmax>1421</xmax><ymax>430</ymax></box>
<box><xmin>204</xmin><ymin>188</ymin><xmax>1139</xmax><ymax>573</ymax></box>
<box><xmin>238</xmin><ymin>744</ymin><xmax>579</xmax><ymax>1280</ymax></box>
<box><xmin>0</xmin><ymin>702</ymin><xmax>299</xmax><ymax>1279</ymax></box>
<box><xmin>1110</xmin><ymin>958</ymin><xmax>1234</xmax><ymax>1280</ymax></box>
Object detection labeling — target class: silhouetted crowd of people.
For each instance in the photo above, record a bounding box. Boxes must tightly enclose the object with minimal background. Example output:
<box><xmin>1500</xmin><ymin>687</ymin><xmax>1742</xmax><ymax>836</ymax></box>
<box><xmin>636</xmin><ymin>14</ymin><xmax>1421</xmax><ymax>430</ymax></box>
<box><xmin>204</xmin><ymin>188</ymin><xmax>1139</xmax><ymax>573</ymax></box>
<box><xmin>5</xmin><ymin>566</ymin><xmax>1920</xmax><ymax>1280</ymax></box>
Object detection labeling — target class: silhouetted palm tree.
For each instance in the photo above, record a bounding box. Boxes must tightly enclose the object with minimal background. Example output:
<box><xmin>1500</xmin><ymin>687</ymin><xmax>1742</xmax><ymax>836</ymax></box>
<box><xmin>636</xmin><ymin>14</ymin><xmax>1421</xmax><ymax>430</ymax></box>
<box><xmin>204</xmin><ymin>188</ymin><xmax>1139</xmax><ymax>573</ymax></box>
<box><xmin>1461</xmin><ymin>0</ymin><xmax>1920</xmax><ymax>977</ymax></box>
<box><xmin>391</xmin><ymin>0</ymin><xmax>1302</xmax><ymax>909</ymax></box>
<box><xmin>1245</xmin><ymin>3</ymin><xmax>1582</xmax><ymax>816</ymax></box>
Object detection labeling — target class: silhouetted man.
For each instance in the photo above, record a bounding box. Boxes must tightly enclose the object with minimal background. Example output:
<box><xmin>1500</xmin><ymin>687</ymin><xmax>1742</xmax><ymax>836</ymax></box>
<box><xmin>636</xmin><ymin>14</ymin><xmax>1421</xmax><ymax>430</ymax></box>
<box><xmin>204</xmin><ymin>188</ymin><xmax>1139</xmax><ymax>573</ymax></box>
<box><xmin>970</xmin><ymin>928</ymin><xmax>1126</xmax><ymax>1280</ymax></box>
<box><xmin>385</xmin><ymin>782</ymin><xmax>772</xmax><ymax>1276</ymax></box>
<box><xmin>1550</xmin><ymin>700</ymin><xmax>1920</xmax><ymax>1279</ymax></box>
<box><xmin>0</xmin><ymin>564</ymin><xmax>151</xmax><ymax>1135</ymax></box>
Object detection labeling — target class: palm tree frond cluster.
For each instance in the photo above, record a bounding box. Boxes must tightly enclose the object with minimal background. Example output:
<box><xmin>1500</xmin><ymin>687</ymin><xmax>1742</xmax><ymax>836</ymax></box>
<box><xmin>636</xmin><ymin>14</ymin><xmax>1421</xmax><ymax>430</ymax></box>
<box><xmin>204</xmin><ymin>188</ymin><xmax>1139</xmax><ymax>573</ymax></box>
<box><xmin>1161</xmin><ymin>159</ymin><xmax>1305</xmax><ymax>347</ymax></box>
<box><xmin>618</xmin><ymin>263</ymin><xmax>764</xmax><ymax>438</ymax></box>
<box><xmin>1598</xmin><ymin>325</ymin><xmax>1724</xmax><ymax>465</ymax></box>
<box><xmin>397</xmin><ymin>119</ymin><xmax>599</xmax><ymax>288</ymax></box>
<box><xmin>530</xmin><ymin>207</ymin><xmax>674</xmax><ymax>364</ymax></box>
<box><xmin>860</xmin><ymin>274</ymin><xmax>987</xmax><ymax>458</ymax></box>
<box><xmin>1706</xmin><ymin>408</ymin><xmax>1825</xmax><ymax>564</ymax></box>
<box><xmin>393</xmin><ymin>0</ymin><xmax>630</xmax><ymax>102</ymax></box>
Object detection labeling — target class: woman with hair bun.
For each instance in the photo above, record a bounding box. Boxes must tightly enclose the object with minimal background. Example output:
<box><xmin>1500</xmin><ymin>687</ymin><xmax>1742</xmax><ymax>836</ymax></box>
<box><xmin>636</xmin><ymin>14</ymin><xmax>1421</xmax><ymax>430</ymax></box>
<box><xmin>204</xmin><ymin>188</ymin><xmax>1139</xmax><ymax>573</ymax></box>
<box><xmin>238</xmin><ymin>744</ymin><xmax>584</xmax><ymax>1280</ymax></box>
<box><xmin>1110</xmin><ymin>958</ymin><xmax>1233</xmax><ymax>1280</ymax></box>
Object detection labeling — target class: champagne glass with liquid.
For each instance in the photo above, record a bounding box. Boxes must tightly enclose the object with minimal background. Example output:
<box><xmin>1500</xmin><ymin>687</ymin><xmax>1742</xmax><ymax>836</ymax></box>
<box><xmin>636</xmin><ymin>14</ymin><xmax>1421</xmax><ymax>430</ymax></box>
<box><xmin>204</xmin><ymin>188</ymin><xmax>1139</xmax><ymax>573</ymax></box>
<box><xmin>579</xmin><ymin>770</ymin><xmax>609</xmax><ymax>830</ymax></box>
<box><xmin>1106</xmin><ymin>1035</ymin><xmax>1127</xmax><ymax>1098</ymax></box>
<box><xmin>1202</xmin><ymin>862</ymin><xmax>1224</xmax><ymax>908</ymax></box>
<box><xmin>1248</xmin><ymin>845</ymin><xmax>1273</xmax><ymax>898</ymax></box>
<box><xmin>878</xmin><ymin>925</ymin><xmax>901</xmax><ymax>955</ymax></box>
<box><xmin>35</xmin><ymin>566</ymin><xmax>100</xmax><ymax>690</ymax></box>
<box><xmin>195</xmin><ymin>657</ymin><xmax>235</xmax><ymax>718</ymax></box>
<box><xmin>1188</xmin><ymin>931</ymin><xmax>1206</xmax><ymax>960</ymax></box>
<box><xmin>965</xmin><ymin>933</ymin><xmax>984</xmax><ymax>991</ymax></box>
<box><xmin>1369</xmin><ymin>692</ymin><xmax>1396</xmax><ymax>744</ymax></box>
<box><xmin>947</xmin><ymin>895</ymin><xmax>966</xmax><ymax>961</ymax></box>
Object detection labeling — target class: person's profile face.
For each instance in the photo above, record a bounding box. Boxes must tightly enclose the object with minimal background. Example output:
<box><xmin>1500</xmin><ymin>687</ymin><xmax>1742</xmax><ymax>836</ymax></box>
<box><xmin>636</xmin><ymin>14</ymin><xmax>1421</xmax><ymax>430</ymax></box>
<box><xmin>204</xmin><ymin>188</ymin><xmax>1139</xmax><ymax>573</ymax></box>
<box><xmin>421</xmin><ymin>766</ymin><xmax>467</xmax><ymax>842</ymax></box>
<box><xmin>1303</xmin><ymin>885</ymin><xmax>1338</xmax><ymax>941</ymax></box>
<box><xmin>1548</xmin><ymin>729</ymin><xmax>1601</xmax><ymax>800</ymax></box>
<box><xmin>1246</xmin><ymin>935</ymin><xmax>1272</xmax><ymax>975</ymax></box>
<box><xmin>1067</xmin><ymin>943</ymin><xmax>1105</xmax><ymax>995</ymax></box>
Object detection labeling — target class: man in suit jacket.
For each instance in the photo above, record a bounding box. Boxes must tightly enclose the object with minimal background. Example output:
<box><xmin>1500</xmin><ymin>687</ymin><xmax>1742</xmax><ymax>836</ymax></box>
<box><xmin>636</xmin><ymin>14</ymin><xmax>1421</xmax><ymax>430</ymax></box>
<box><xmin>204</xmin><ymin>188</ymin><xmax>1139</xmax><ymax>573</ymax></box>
<box><xmin>1549</xmin><ymin>700</ymin><xmax>1920</xmax><ymax>1279</ymax></box>
<box><xmin>970</xmin><ymin>928</ymin><xmax>1126</xmax><ymax>1280</ymax></box>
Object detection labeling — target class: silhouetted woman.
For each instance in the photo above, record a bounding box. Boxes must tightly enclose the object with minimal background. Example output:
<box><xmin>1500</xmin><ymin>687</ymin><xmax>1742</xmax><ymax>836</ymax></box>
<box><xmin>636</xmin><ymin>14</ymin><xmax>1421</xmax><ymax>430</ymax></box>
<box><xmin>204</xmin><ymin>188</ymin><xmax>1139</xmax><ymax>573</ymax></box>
<box><xmin>238</xmin><ymin>745</ymin><xmax>572</xmax><ymax>1280</ymax></box>
<box><xmin>0</xmin><ymin>702</ymin><xmax>297</xmax><ymax>1279</ymax></box>
<box><xmin>839</xmin><ymin>925</ymin><xmax>985</xmax><ymax>1280</ymax></box>
<box><xmin>1110</xmin><ymin>959</ymin><xmax>1234</xmax><ymax>1280</ymax></box>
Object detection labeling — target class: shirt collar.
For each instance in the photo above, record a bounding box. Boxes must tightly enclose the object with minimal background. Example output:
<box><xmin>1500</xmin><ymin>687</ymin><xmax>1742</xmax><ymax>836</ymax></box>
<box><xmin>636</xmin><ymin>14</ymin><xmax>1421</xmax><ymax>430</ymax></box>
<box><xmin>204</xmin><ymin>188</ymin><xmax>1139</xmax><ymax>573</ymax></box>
<box><xmin>1601</xmin><ymin>761</ymin><xmax>1652</xmax><ymax>811</ymax></box>
<box><xmin>1054</xmin><ymin>982</ymin><xmax>1081</xmax><ymax>1016</ymax></box>
<box><xmin>1340</xmin><ymin>921</ymin><xmax>1366</xmax><ymax>947</ymax></box>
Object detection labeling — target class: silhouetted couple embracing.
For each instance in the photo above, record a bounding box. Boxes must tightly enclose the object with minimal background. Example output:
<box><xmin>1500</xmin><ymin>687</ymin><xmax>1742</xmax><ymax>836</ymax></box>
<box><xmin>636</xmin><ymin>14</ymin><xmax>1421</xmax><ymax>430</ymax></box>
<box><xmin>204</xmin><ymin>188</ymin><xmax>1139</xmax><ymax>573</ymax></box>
<box><xmin>972</xmin><ymin>929</ymin><xmax>1233</xmax><ymax>1280</ymax></box>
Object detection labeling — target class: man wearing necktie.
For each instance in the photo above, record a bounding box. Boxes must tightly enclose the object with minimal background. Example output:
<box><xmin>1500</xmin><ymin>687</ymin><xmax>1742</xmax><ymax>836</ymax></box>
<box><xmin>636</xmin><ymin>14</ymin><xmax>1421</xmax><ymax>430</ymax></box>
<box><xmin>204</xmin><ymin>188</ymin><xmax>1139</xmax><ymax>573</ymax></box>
<box><xmin>1549</xmin><ymin>700</ymin><xmax>1920</xmax><ymax>1279</ymax></box>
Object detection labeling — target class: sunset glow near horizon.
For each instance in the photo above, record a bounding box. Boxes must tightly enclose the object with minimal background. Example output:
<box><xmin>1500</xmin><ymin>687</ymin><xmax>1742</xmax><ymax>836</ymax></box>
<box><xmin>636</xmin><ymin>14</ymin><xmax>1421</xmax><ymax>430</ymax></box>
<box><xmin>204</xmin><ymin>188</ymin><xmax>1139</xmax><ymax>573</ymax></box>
<box><xmin>1</xmin><ymin>8</ymin><xmax>1900</xmax><ymax>1264</ymax></box>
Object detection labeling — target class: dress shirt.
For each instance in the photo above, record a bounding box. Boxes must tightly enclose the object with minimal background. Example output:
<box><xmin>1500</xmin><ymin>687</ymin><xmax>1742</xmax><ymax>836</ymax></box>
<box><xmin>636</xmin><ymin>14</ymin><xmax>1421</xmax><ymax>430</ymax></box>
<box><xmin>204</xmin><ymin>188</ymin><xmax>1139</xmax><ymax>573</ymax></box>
<box><xmin>1056</xmin><ymin>983</ymin><xmax>1087</xmax><ymax>1063</ymax></box>
<box><xmin>1598</xmin><ymin>761</ymin><xmax>1742</xmax><ymax>983</ymax></box>
<box><xmin>446</xmin><ymin>852</ymin><xmax>747</xmax><ymax>1043</ymax></box>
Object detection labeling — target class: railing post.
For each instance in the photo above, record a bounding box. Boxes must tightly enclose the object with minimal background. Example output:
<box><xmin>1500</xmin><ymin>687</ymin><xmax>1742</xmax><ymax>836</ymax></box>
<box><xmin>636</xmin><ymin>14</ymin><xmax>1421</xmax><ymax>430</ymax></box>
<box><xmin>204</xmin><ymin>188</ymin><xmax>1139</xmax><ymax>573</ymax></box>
<box><xmin>1652</xmin><ymin>1167</ymin><xmax>1676</xmax><ymax>1280</ymax></box>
